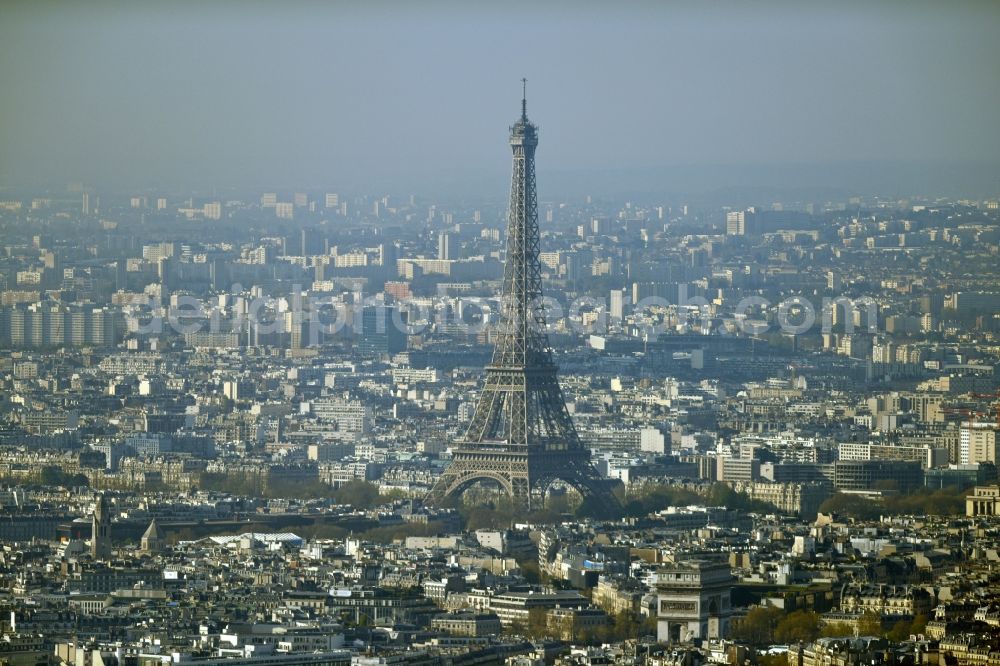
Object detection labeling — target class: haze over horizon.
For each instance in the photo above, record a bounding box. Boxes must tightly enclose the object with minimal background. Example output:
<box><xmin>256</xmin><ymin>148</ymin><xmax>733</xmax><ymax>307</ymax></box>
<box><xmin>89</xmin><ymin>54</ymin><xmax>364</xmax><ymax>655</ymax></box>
<box><xmin>2</xmin><ymin>1</ymin><xmax>999</xmax><ymax>199</ymax></box>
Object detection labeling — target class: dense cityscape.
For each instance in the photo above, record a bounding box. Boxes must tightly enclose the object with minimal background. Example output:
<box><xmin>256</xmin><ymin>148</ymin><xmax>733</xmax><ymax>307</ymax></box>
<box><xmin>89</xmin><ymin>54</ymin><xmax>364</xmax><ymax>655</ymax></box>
<box><xmin>3</xmin><ymin>2</ymin><xmax>1000</xmax><ymax>666</ymax></box>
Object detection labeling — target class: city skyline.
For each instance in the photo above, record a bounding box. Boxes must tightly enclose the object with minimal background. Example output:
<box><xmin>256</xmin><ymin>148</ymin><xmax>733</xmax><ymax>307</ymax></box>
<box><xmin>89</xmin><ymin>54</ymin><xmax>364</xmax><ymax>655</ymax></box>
<box><xmin>3</xmin><ymin>3</ymin><xmax>1000</xmax><ymax>665</ymax></box>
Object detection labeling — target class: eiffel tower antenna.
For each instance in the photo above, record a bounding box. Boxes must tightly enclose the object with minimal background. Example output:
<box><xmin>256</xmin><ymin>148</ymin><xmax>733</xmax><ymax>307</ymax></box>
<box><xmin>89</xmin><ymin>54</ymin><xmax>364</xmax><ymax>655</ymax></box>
<box><xmin>521</xmin><ymin>78</ymin><xmax>527</xmax><ymax>120</ymax></box>
<box><xmin>427</xmin><ymin>84</ymin><xmax>621</xmax><ymax>512</ymax></box>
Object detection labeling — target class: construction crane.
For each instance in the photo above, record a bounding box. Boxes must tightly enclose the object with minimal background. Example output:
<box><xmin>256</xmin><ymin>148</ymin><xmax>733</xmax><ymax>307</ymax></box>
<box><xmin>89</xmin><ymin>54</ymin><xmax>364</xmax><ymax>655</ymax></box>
<box><xmin>969</xmin><ymin>391</ymin><xmax>1000</xmax><ymax>428</ymax></box>
<box><xmin>941</xmin><ymin>406</ymin><xmax>985</xmax><ymax>432</ymax></box>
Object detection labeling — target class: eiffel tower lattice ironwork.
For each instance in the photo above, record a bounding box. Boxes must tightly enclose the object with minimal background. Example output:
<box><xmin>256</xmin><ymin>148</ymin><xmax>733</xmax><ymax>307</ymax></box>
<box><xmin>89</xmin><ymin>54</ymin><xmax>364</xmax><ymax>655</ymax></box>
<box><xmin>427</xmin><ymin>82</ymin><xmax>622</xmax><ymax>511</ymax></box>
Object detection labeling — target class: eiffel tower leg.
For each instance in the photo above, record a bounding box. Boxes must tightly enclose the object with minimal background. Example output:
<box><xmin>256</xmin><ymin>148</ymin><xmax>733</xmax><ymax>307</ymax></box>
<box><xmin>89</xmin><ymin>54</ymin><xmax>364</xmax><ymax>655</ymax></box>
<box><xmin>427</xmin><ymin>451</ymin><xmax>532</xmax><ymax>510</ymax></box>
<box><xmin>528</xmin><ymin>453</ymin><xmax>623</xmax><ymax>514</ymax></box>
<box><xmin>567</xmin><ymin>459</ymin><xmax>623</xmax><ymax>508</ymax></box>
<box><xmin>511</xmin><ymin>475</ymin><xmax>531</xmax><ymax>512</ymax></box>
<box><xmin>426</xmin><ymin>467</ymin><xmax>461</xmax><ymax>506</ymax></box>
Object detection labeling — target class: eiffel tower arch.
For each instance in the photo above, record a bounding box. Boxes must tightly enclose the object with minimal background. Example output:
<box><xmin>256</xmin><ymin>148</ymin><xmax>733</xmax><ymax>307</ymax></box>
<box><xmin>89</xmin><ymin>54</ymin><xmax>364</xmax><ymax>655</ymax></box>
<box><xmin>427</xmin><ymin>82</ymin><xmax>622</xmax><ymax>512</ymax></box>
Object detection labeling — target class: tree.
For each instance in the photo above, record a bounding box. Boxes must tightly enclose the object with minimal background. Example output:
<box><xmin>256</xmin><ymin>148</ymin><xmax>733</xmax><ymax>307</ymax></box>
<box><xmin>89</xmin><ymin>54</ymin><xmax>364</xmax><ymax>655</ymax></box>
<box><xmin>705</xmin><ymin>482</ymin><xmax>773</xmax><ymax>513</ymax></box>
<box><xmin>198</xmin><ymin>471</ymin><xmax>263</xmax><ymax>496</ymax></box>
<box><xmin>639</xmin><ymin>614</ymin><xmax>658</xmax><ymax>639</ymax></box>
<box><xmin>884</xmin><ymin>614</ymin><xmax>928</xmax><ymax>642</ymax></box>
<box><xmin>886</xmin><ymin>619</ymin><xmax>911</xmax><ymax>642</ymax></box>
<box><xmin>774</xmin><ymin>610</ymin><xmax>820</xmax><ymax>644</ymax></box>
<box><xmin>331</xmin><ymin>480</ymin><xmax>381</xmax><ymax>509</ymax></box>
<box><xmin>611</xmin><ymin>610</ymin><xmax>640</xmax><ymax>642</ymax></box>
<box><xmin>556</xmin><ymin>613</ymin><xmax>576</xmax><ymax>641</ymax></box>
<box><xmin>707</xmin><ymin>482</ymin><xmax>742</xmax><ymax>508</ymax></box>
<box><xmin>36</xmin><ymin>467</ymin><xmax>89</xmax><ymax>487</ymax></box>
<box><xmin>525</xmin><ymin>507</ymin><xmax>564</xmax><ymax>525</ymax></box>
<box><xmin>527</xmin><ymin>608</ymin><xmax>549</xmax><ymax>639</ymax></box>
<box><xmin>732</xmin><ymin>606</ymin><xmax>783</xmax><ymax>645</ymax></box>
<box><xmin>576</xmin><ymin>494</ymin><xmax>622</xmax><ymax>520</ymax></box>
<box><xmin>818</xmin><ymin>494</ymin><xmax>881</xmax><ymax>521</ymax></box>
<box><xmin>820</xmin><ymin>487</ymin><xmax>967</xmax><ymax>521</ymax></box>
<box><xmin>39</xmin><ymin>466</ymin><xmax>74</xmax><ymax>487</ymax></box>
<box><xmin>519</xmin><ymin>558</ymin><xmax>542</xmax><ymax>584</ymax></box>
<box><xmin>580</xmin><ymin>627</ymin><xmax>602</xmax><ymax>646</ymax></box>
<box><xmin>623</xmin><ymin>484</ymin><xmax>703</xmax><ymax>517</ymax></box>
<box><xmin>545</xmin><ymin>492</ymin><xmax>572</xmax><ymax>514</ymax></box>
<box><xmin>909</xmin><ymin>613</ymin><xmax>928</xmax><ymax>636</ymax></box>
<box><xmin>884</xmin><ymin>489</ymin><xmax>965</xmax><ymax>517</ymax></box>
<box><xmin>820</xmin><ymin>622</ymin><xmax>855</xmax><ymax>638</ymax></box>
<box><xmin>507</xmin><ymin>620</ymin><xmax>526</xmax><ymax>637</ymax></box>
<box><xmin>857</xmin><ymin>611</ymin><xmax>882</xmax><ymax>636</ymax></box>
<box><xmin>461</xmin><ymin>497</ymin><xmax>518</xmax><ymax>530</ymax></box>
<box><xmin>264</xmin><ymin>479</ymin><xmax>328</xmax><ymax>500</ymax></box>
<box><xmin>758</xmin><ymin>654</ymin><xmax>789</xmax><ymax>666</ymax></box>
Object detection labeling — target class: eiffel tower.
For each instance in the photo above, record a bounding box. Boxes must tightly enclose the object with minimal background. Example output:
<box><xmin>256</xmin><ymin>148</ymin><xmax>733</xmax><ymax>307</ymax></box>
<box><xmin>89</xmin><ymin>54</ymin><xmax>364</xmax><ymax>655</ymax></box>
<box><xmin>427</xmin><ymin>82</ymin><xmax>621</xmax><ymax>512</ymax></box>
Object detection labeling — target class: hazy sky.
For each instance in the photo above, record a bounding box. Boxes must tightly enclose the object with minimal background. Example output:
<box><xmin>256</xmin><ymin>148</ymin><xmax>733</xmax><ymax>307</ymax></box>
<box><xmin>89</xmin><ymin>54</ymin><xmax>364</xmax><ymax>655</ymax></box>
<box><xmin>1</xmin><ymin>1</ymin><xmax>999</xmax><ymax>197</ymax></box>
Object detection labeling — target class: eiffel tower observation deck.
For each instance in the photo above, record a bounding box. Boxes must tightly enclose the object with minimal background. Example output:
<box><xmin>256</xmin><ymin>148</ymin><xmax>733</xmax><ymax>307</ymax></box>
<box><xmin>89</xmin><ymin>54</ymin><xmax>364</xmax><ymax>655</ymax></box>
<box><xmin>427</xmin><ymin>82</ymin><xmax>622</xmax><ymax>512</ymax></box>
